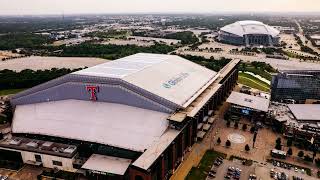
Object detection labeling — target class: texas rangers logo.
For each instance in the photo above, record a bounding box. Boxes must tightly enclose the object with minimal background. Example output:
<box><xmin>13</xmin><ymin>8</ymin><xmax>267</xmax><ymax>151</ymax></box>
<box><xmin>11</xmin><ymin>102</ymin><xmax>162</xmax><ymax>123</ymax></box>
<box><xmin>86</xmin><ymin>85</ymin><xmax>99</xmax><ymax>101</ymax></box>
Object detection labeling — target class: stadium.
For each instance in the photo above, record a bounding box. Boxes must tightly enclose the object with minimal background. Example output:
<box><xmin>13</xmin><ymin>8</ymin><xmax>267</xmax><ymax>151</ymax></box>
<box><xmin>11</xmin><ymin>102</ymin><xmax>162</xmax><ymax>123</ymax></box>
<box><xmin>218</xmin><ymin>20</ymin><xmax>280</xmax><ymax>46</ymax></box>
<box><xmin>0</xmin><ymin>53</ymin><xmax>239</xmax><ymax>180</ymax></box>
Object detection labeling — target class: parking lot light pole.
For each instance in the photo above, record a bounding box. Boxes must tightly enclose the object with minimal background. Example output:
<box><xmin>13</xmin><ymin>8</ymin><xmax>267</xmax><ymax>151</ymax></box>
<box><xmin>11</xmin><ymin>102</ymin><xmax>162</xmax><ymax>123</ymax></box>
<box><xmin>253</xmin><ymin>130</ymin><xmax>258</xmax><ymax>148</ymax></box>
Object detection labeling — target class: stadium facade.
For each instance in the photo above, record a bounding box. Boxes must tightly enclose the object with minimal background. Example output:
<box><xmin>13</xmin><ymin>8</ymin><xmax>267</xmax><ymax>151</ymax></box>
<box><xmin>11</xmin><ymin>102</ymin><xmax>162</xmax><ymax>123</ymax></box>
<box><xmin>1</xmin><ymin>53</ymin><xmax>240</xmax><ymax>180</ymax></box>
<box><xmin>271</xmin><ymin>70</ymin><xmax>320</xmax><ymax>104</ymax></box>
<box><xmin>218</xmin><ymin>20</ymin><xmax>280</xmax><ymax>46</ymax></box>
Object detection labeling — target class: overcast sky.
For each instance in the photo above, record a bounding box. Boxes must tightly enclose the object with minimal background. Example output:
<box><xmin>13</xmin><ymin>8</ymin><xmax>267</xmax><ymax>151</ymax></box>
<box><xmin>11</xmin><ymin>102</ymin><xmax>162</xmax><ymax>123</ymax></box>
<box><xmin>1</xmin><ymin>0</ymin><xmax>319</xmax><ymax>15</ymax></box>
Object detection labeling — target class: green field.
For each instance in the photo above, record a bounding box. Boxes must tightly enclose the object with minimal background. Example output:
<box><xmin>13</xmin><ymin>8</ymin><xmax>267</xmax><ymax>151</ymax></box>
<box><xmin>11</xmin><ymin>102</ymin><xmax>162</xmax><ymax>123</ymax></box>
<box><xmin>238</xmin><ymin>73</ymin><xmax>270</xmax><ymax>92</ymax></box>
<box><xmin>243</xmin><ymin>66</ymin><xmax>273</xmax><ymax>81</ymax></box>
<box><xmin>0</xmin><ymin>89</ymin><xmax>26</xmax><ymax>96</ymax></box>
<box><xmin>186</xmin><ymin>150</ymin><xmax>227</xmax><ymax>180</ymax></box>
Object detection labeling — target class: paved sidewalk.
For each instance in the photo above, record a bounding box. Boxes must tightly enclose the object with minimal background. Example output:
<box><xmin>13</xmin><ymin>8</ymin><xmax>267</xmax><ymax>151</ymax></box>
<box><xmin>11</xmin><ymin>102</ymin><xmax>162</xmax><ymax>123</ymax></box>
<box><xmin>170</xmin><ymin>101</ymin><xmax>230</xmax><ymax>180</ymax></box>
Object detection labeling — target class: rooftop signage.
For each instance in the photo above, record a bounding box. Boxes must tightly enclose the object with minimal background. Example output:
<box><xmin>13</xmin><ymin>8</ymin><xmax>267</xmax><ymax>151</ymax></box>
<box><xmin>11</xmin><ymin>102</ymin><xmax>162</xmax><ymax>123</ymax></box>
<box><xmin>162</xmin><ymin>72</ymin><xmax>189</xmax><ymax>89</ymax></box>
<box><xmin>86</xmin><ymin>85</ymin><xmax>99</xmax><ymax>101</ymax></box>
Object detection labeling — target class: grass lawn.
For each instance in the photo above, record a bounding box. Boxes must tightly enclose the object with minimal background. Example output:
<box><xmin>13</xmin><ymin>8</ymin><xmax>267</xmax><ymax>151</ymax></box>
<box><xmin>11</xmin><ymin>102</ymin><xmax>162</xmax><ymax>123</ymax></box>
<box><xmin>284</xmin><ymin>51</ymin><xmax>299</xmax><ymax>58</ymax></box>
<box><xmin>238</xmin><ymin>73</ymin><xmax>270</xmax><ymax>92</ymax></box>
<box><xmin>244</xmin><ymin>66</ymin><xmax>273</xmax><ymax>81</ymax></box>
<box><xmin>0</xmin><ymin>89</ymin><xmax>26</xmax><ymax>96</ymax></box>
<box><xmin>186</xmin><ymin>150</ymin><xmax>227</xmax><ymax>180</ymax></box>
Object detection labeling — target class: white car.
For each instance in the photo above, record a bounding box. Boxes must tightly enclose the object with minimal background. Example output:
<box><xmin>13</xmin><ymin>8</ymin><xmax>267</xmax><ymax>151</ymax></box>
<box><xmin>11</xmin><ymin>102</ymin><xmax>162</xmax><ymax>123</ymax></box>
<box><xmin>1</xmin><ymin>176</ymin><xmax>8</xmax><ymax>180</ymax></box>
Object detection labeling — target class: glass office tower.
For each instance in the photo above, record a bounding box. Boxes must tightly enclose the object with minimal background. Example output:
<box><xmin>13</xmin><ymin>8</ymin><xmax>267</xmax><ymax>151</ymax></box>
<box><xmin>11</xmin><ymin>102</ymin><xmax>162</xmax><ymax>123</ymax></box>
<box><xmin>271</xmin><ymin>70</ymin><xmax>320</xmax><ymax>103</ymax></box>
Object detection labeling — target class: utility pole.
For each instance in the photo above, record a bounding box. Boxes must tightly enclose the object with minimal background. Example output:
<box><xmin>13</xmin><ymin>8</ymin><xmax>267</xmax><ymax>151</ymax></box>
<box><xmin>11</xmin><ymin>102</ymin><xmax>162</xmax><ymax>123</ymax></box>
<box><xmin>253</xmin><ymin>130</ymin><xmax>258</xmax><ymax>148</ymax></box>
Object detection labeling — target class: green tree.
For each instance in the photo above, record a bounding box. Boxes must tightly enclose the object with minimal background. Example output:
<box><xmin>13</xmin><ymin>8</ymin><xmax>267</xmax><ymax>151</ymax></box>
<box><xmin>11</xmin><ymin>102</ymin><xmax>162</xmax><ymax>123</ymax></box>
<box><xmin>245</xmin><ymin>144</ymin><xmax>250</xmax><ymax>152</ymax></box>
<box><xmin>164</xmin><ymin>31</ymin><xmax>198</xmax><ymax>45</ymax></box>
<box><xmin>276</xmin><ymin>138</ymin><xmax>282</xmax><ymax>145</ymax></box>
<box><xmin>313</xmin><ymin>150</ymin><xmax>317</xmax><ymax>161</ymax></box>
<box><xmin>275</xmin><ymin>143</ymin><xmax>282</xmax><ymax>150</ymax></box>
<box><xmin>2</xmin><ymin>100</ymin><xmax>13</xmax><ymax>123</ymax></box>
<box><xmin>242</xmin><ymin>124</ymin><xmax>248</xmax><ymax>131</ymax></box>
<box><xmin>0</xmin><ymin>33</ymin><xmax>52</xmax><ymax>50</ymax></box>
<box><xmin>315</xmin><ymin>158</ymin><xmax>320</xmax><ymax>167</ymax></box>
<box><xmin>226</xmin><ymin>140</ymin><xmax>231</xmax><ymax>147</ymax></box>
<box><xmin>298</xmin><ymin>151</ymin><xmax>304</xmax><ymax>158</ymax></box>
<box><xmin>304</xmin><ymin>155</ymin><xmax>313</xmax><ymax>162</ymax></box>
<box><xmin>287</xmin><ymin>139</ymin><xmax>293</xmax><ymax>147</ymax></box>
<box><xmin>287</xmin><ymin>148</ymin><xmax>293</xmax><ymax>156</ymax></box>
<box><xmin>250</xmin><ymin>127</ymin><xmax>255</xmax><ymax>133</ymax></box>
<box><xmin>275</xmin><ymin>137</ymin><xmax>282</xmax><ymax>150</ymax></box>
<box><xmin>217</xmin><ymin>137</ymin><xmax>221</xmax><ymax>144</ymax></box>
<box><xmin>234</xmin><ymin>122</ymin><xmax>239</xmax><ymax>129</ymax></box>
<box><xmin>226</xmin><ymin>121</ymin><xmax>231</xmax><ymax>127</ymax></box>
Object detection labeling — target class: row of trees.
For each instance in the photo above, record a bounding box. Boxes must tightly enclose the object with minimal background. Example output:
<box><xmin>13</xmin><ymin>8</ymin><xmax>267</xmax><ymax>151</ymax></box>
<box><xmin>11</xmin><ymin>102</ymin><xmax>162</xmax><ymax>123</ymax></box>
<box><xmin>275</xmin><ymin>137</ymin><xmax>320</xmax><ymax>165</ymax></box>
<box><xmin>85</xmin><ymin>30</ymin><xmax>128</xmax><ymax>38</ymax></box>
<box><xmin>176</xmin><ymin>54</ymin><xmax>231</xmax><ymax>72</ymax></box>
<box><xmin>132</xmin><ymin>30</ymin><xmax>199</xmax><ymax>45</ymax></box>
<box><xmin>294</xmin><ymin>34</ymin><xmax>319</xmax><ymax>56</ymax></box>
<box><xmin>59</xmin><ymin>43</ymin><xmax>175</xmax><ymax>60</ymax></box>
<box><xmin>0</xmin><ymin>68</ymin><xmax>82</xmax><ymax>90</ymax></box>
<box><xmin>216</xmin><ymin>137</ymin><xmax>251</xmax><ymax>152</ymax></box>
<box><xmin>0</xmin><ymin>33</ymin><xmax>53</xmax><ymax>50</ymax></box>
<box><xmin>164</xmin><ymin>31</ymin><xmax>199</xmax><ymax>45</ymax></box>
<box><xmin>226</xmin><ymin>120</ymin><xmax>255</xmax><ymax>133</ymax></box>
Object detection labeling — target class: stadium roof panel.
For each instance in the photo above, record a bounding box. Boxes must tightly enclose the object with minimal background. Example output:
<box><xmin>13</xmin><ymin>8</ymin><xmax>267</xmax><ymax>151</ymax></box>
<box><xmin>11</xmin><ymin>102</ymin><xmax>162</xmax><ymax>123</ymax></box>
<box><xmin>132</xmin><ymin>129</ymin><xmax>180</xmax><ymax>170</ymax></box>
<box><xmin>81</xmin><ymin>154</ymin><xmax>131</xmax><ymax>175</ymax></box>
<box><xmin>73</xmin><ymin>53</ymin><xmax>218</xmax><ymax>108</ymax></box>
<box><xmin>226</xmin><ymin>91</ymin><xmax>270</xmax><ymax>112</ymax></box>
<box><xmin>288</xmin><ymin>104</ymin><xmax>320</xmax><ymax>121</ymax></box>
<box><xmin>12</xmin><ymin>100</ymin><xmax>170</xmax><ymax>152</ymax></box>
<box><xmin>220</xmin><ymin>20</ymin><xmax>280</xmax><ymax>37</ymax></box>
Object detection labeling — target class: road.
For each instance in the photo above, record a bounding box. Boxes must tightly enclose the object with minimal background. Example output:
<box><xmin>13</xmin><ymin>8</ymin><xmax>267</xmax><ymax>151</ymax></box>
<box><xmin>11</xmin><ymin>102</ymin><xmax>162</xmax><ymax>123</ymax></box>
<box><xmin>295</xmin><ymin>20</ymin><xmax>320</xmax><ymax>55</ymax></box>
<box><xmin>178</xmin><ymin>49</ymin><xmax>320</xmax><ymax>71</ymax></box>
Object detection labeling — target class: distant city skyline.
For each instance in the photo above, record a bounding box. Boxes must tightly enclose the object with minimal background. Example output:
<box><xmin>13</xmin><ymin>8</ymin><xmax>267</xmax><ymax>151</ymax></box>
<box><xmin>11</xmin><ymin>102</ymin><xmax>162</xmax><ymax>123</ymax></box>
<box><xmin>0</xmin><ymin>0</ymin><xmax>320</xmax><ymax>15</ymax></box>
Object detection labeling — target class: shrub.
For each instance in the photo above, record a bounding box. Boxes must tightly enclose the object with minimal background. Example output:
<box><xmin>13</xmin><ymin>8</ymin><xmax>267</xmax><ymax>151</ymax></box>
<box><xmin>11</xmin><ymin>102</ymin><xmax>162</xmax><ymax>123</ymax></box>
<box><xmin>234</xmin><ymin>122</ymin><xmax>239</xmax><ymax>129</ymax></box>
<box><xmin>217</xmin><ymin>137</ymin><xmax>221</xmax><ymax>144</ymax></box>
<box><xmin>275</xmin><ymin>143</ymin><xmax>282</xmax><ymax>150</ymax></box>
<box><xmin>304</xmin><ymin>155</ymin><xmax>313</xmax><ymax>162</ymax></box>
<box><xmin>226</xmin><ymin>121</ymin><xmax>231</xmax><ymax>127</ymax></box>
<box><xmin>287</xmin><ymin>148</ymin><xmax>293</xmax><ymax>156</ymax></box>
<box><xmin>315</xmin><ymin>158</ymin><xmax>320</xmax><ymax>168</ymax></box>
<box><xmin>245</xmin><ymin>144</ymin><xmax>250</xmax><ymax>152</ymax></box>
<box><xmin>242</xmin><ymin>124</ymin><xmax>247</xmax><ymax>131</ymax></box>
<box><xmin>226</xmin><ymin>140</ymin><xmax>231</xmax><ymax>147</ymax></box>
<box><xmin>287</xmin><ymin>139</ymin><xmax>293</xmax><ymax>147</ymax></box>
<box><xmin>298</xmin><ymin>151</ymin><xmax>304</xmax><ymax>158</ymax></box>
<box><xmin>250</xmin><ymin>127</ymin><xmax>255</xmax><ymax>133</ymax></box>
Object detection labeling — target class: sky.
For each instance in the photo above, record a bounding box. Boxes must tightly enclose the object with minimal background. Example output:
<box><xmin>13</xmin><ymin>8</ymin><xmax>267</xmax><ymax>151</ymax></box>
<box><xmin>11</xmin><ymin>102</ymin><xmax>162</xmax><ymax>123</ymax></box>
<box><xmin>0</xmin><ymin>0</ymin><xmax>320</xmax><ymax>15</ymax></box>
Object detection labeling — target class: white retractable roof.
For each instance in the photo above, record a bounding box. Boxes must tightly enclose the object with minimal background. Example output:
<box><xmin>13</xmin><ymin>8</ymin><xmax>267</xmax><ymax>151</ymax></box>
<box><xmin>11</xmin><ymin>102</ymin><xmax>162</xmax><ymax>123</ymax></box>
<box><xmin>74</xmin><ymin>53</ymin><xmax>218</xmax><ymax>108</ymax></box>
<box><xmin>12</xmin><ymin>100</ymin><xmax>169</xmax><ymax>152</ymax></box>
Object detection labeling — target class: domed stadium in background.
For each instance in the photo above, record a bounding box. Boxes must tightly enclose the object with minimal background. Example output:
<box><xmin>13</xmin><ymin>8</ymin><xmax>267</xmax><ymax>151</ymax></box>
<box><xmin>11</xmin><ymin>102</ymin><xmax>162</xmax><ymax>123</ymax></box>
<box><xmin>218</xmin><ymin>20</ymin><xmax>280</xmax><ymax>46</ymax></box>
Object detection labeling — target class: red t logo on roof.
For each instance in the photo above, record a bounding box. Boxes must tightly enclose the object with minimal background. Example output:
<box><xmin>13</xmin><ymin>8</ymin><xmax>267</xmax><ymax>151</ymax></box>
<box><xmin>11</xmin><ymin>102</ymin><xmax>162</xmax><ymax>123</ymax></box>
<box><xmin>86</xmin><ymin>86</ymin><xmax>99</xmax><ymax>101</ymax></box>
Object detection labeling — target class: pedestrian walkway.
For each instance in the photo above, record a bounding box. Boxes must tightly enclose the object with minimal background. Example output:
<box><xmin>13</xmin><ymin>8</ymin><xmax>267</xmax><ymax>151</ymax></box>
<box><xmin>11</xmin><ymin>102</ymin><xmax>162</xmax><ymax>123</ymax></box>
<box><xmin>170</xmin><ymin>101</ymin><xmax>230</xmax><ymax>180</ymax></box>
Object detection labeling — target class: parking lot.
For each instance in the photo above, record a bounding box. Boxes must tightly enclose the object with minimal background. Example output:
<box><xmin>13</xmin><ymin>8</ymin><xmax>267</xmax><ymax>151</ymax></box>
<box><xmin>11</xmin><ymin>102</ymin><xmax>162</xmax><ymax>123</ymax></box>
<box><xmin>205</xmin><ymin>159</ymin><xmax>317</xmax><ymax>180</ymax></box>
<box><xmin>207</xmin><ymin>160</ymin><xmax>256</xmax><ymax>180</ymax></box>
<box><xmin>0</xmin><ymin>165</ymin><xmax>43</xmax><ymax>180</ymax></box>
<box><xmin>255</xmin><ymin>163</ymin><xmax>318</xmax><ymax>180</ymax></box>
